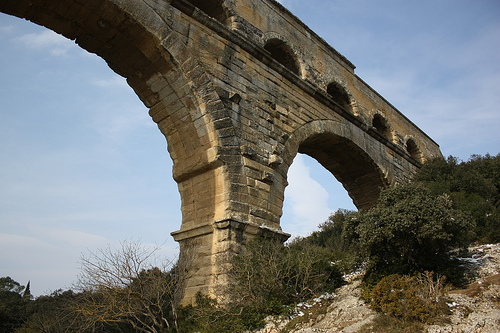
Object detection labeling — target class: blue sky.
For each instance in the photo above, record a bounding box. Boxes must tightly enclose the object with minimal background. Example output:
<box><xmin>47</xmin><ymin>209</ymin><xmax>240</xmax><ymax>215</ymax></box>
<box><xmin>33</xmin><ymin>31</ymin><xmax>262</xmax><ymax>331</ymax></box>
<box><xmin>1</xmin><ymin>0</ymin><xmax>499</xmax><ymax>296</ymax></box>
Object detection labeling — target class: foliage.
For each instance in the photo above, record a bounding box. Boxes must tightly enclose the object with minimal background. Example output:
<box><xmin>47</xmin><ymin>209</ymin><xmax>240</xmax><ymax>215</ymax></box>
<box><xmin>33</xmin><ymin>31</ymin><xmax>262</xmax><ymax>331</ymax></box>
<box><xmin>230</xmin><ymin>237</ymin><xmax>343</xmax><ymax>306</ymax></box>
<box><xmin>0</xmin><ymin>277</ymin><xmax>32</xmax><ymax>332</ymax></box>
<box><xmin>15</xmin><ymin>289</ymin><xmax>108</xmax><ymax>333</ymax></box>
<box><xmin>344</xmin><ymin>183</ymin><xmax>474</xmax><ymax>284</ymax></box>
<box><xmin>0</xmin><ymin>277</ymin><xmax>25</xmax><ymax>294</ymax></box>
<box><xmin>370</xmin><ymin>272</ymin><xmax>449</xmax><ymax>324</ymax></box>
<box><xmin>308</xmin><ymin>209</ymin><xmax>363</xmax><ymax>273</ymax></box>
<box><xmin>0</xmin><ymin>278</ymin><xmax>118</xmax><ymax>333</ymax></box>
<box><xmin>177</xmin><ymin>292</ymin><xmax>270</xmax><ymax>333</ymax></box>
<box><xmin>5</xmin><ymin>241</ymin><xmax>187</xmax><ymax>333</ymax></box>
<box><xmin>359</xmin><ymin>314</ymin><xmax>425</xmax><ymax>333</ymax></box>
<box><xmin>415</xmin><ymin>154</ymin><xmax>500</xmax><ymax>243</ymax></box>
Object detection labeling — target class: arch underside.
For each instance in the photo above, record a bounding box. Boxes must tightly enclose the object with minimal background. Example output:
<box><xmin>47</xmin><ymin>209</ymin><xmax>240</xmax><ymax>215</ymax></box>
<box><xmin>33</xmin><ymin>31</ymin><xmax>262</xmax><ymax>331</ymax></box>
<box><xmin>282</xmin><ymin>120</ymin><xmax>390</xmax><ymax>211</ymax></box>
<box><xmin>298</xmin><ymin>134</ymin><xmax>387</xmax><ymax>210</ymax></box>
<box><xmin>0</xmin><ymin>0</ymin><xmax>235</xmax><ymax>303</ymax></box>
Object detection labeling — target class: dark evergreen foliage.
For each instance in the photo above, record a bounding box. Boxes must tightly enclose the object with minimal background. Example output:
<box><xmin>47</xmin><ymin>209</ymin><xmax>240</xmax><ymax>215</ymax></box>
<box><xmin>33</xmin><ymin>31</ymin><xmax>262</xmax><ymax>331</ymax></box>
<box><xmin>414</xmin><ymin>154</ymin><xmax>500</xmax><ymax>243</ymax></box>
<box><xmin>345</xmin><ymin>184</ymin><xmax>474</xmax><ymax>284</ymax></box>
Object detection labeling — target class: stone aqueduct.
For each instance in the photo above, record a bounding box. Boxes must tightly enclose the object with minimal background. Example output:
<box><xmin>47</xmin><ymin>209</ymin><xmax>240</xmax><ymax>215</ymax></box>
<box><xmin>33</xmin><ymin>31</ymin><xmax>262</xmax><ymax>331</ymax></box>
<box><xmin>1</xmin><ymin>0</ymin><xmax>442</xmax><ymax>302</ymax></box>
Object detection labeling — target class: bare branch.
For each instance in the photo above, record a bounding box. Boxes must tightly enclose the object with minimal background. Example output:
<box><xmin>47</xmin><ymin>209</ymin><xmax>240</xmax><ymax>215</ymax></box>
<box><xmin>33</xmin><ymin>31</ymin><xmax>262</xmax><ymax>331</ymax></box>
<box><xmin>70</xmin><ymin>239</ymin><xmax>185</xmax><ymax>332</ymax></box>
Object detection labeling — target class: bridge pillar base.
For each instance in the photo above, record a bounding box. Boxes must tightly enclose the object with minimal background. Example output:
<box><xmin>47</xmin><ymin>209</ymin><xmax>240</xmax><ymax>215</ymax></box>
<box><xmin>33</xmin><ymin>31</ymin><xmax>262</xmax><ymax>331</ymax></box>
<box><xmin>171</xmin><ymin>219</ymin><xmax>290</xmax><ymax>305</ymax></box>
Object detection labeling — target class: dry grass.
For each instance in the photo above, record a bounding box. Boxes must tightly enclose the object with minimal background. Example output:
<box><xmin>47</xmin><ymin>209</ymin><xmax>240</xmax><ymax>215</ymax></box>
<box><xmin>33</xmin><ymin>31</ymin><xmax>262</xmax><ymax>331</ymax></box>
<box><xmin>359</xmin><ymin>314</ymin><xmax>425</xmax><ymax>333</ymax></box>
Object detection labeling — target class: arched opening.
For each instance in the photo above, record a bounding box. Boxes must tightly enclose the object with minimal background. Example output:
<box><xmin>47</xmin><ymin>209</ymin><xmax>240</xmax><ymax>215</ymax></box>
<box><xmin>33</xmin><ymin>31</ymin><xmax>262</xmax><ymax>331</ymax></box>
<box><xmin>0</xmin><ymin>13</ymin><xmax>181</xmax><ymax>296</ymax></box>
<box><xmin>187</xmin><ymin>0</ymin><xmax>230</xmax><ymax>25</ymax></box>
<box><xmin>406</xmin><ymin>138</ymin><xmax>423</xmax><ymax>163</ymax></box>
<box><xmin>282</xmin><ymin>153</ymin><xmax>356</xmax><ymax>237</ymax></box>
<box><xmin>326</xmin><ymin>81</ymin><xmax>352</xmax><ymax>113</ymax></box>
<box><xmin>372</xmin><ymin>114</ymin><xmax>392</xmax><ymax>140</ymax></box>
<box><xmin>278</xmin><ymin>120</ymin><xmax>390</xmax><ymax>240</ymax></box>
<box><xmin>264</xmin><ymin>38</ymin><xmax>300</xmax><ymax>75</ymax></box>
<box><xmin>297</xmin><ymin>133</ymin><xmax>387</xmax><ymax>211</ymax></box>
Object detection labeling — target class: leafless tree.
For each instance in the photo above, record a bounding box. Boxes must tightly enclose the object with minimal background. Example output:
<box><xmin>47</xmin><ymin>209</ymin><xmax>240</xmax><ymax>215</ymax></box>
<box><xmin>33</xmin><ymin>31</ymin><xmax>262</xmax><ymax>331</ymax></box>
<box><xmin>72</xmin><ymin>240</ymin><xmax>188</xmax><ymax>333</ymax></box>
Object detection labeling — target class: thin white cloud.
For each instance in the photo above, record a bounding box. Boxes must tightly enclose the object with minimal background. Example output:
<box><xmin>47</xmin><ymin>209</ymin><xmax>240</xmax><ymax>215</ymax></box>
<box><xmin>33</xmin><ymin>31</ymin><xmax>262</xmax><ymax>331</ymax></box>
<box><xmin>30</xmin><ymin>225</ymin><xmax>113</xmax><ymax>248</ymax></box>
<box><xmin>86</xmin><ymin>75</ymin><xmax>154</xmax><ymax>144</ymax></box>
<box><xmin>0</xmin><ymin>24</ymin><xmax>14</xmax><ymax>35</ymax></box>
<box><xmin>17</xmin><ymin>29</ymin><xmax>75</xmax><ymax>56</ymax></box>
<box><xmin>89</xmin><ymin>103</ymin><xmax>153</xmax><ymax>145</ymax></box>
<box><xmin>0</xmin><ymin>230</ymin><xmax>114</xmax><ymax>295</ymax></box>
<box><xmin>91</xmin><ymin>76</ymin><xmax>129</xmax><ymax>89</ymax></box>
<box><xmin>283</xmin><ymin>154</ymin><xmax>332</xmax><ymax>237</ymax></box>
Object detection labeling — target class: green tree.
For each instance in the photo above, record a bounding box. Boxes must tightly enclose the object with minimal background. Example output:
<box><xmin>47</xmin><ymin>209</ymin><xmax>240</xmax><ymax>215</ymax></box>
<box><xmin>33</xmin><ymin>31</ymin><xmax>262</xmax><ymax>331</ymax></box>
<box><xmin>0</xmin><ymin>277</ymin><xmax>25</xmax><ymax>294</ymax></box>
<box><xmin>344</xmin><ymin>184</ymin><xmax>474</xmax><ymax>284</ymax></box>
<box><xmin>308</xmin><ymin>209</ymin><xmax>362</xmax><ymax>273</ymax></box>
<box><xmin>415</xmin><ymin>154</ymin><xmax>500</xmax><ymax>243</ymax></box>
<box><xmin>15</xmin><ymin>289</ymin><xmax>93</xmax><ymax>333</ymax></box>
<box><xmin>22</xmin><ymin>281</ymin><xmax>32</xmax><ymax>301</ymax></box>
<box><xmin>0</xmin><ymin>277</ymin><xmax>26</xmax><ymax>332</ymax></box>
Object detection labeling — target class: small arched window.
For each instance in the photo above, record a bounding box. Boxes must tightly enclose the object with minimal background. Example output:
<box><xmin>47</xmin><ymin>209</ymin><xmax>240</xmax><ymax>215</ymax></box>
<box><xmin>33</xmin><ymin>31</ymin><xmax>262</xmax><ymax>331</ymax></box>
<box><xmin>406</xmin><ymin>138</ymin><xmax>422</xmax><ymax>162</ymax></box>
<box><xmin>187</xmin><ymin>0</ymin><xmax>229</xmax><ymax>24</ymax></box>
<box><xmin>264</xmin><ymin>38</ymin><xmax>300</xmax><ymax>75</ymax></box>
<box><xmin>372</xmin><ymin>114</ymin><xmax>392</xmax><ymax>140</ymax></box>
<box><xmin>327</xmin><ymin>82</ymin><xmax>352</xmax><ymax>112</ymax></box>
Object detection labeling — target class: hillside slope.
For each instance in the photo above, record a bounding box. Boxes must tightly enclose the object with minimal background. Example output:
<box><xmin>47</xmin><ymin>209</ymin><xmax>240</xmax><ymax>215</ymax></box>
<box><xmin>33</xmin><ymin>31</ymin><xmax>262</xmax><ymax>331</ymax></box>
<box><xmin>254</xmin><ymin>244</ymin><xmax>500</xmax><ymax>333</ymax></box>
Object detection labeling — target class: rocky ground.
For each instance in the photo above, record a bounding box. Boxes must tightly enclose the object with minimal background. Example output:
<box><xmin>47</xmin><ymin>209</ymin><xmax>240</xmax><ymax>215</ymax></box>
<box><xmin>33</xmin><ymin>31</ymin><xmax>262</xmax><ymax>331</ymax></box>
<box><xmin>253</xmin><ymin>244</ymin><xmax>500</xmax><ymax>333</ymax></box>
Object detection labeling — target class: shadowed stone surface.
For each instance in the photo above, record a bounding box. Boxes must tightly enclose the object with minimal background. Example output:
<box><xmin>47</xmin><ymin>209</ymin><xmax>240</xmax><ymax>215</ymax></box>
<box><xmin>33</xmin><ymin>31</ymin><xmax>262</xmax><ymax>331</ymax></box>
<box><xmin>0</xmin><ymin>0</ymin><xmax>442</xmax><ymax>303</ymax></box>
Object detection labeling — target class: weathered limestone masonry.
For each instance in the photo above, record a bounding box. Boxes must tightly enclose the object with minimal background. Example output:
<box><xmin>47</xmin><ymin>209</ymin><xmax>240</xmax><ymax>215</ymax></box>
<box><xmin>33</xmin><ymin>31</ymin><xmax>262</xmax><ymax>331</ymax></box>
<box><xmin>1</xmin><ymin>0</ymin><xmax>442</xmax><ymax>303</ymax></box>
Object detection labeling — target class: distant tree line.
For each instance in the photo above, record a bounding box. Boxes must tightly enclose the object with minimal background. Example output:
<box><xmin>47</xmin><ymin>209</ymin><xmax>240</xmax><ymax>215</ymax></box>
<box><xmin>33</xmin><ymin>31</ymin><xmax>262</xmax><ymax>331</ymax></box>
<box><xmin>1</xmin><ymin>153</ymin><xmax>498</xmax><ymax>332</ymax></box>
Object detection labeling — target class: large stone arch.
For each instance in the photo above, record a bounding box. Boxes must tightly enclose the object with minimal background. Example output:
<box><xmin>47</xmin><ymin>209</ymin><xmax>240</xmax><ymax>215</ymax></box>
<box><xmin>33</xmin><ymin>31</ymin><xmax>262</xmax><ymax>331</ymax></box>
<box><xmin>0</xmin><ymin>0</ymin><xmax>237</xmax><ymax>301</ymax></box>
<box><xmin>279</xmin><ymin>120</ymin><xmax>390</xmax><ymax>210</ymax></box>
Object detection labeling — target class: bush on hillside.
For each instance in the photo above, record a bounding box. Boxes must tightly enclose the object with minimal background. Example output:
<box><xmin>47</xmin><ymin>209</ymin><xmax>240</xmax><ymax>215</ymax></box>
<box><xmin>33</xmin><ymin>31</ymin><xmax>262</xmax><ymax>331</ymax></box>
<box><xmin>229</xmin><ymin>236</ymin><xmax>343</xmax><ymax>308</ymax></box>
<box><xmin>342</xmin><ymin>183</ymin><xmax>475</xmax><ymax>284</ymax></box>
<box><xmin>370</xmin><ymin>272</ymin><xmax>449</xmax><ymax>324</ymax></box>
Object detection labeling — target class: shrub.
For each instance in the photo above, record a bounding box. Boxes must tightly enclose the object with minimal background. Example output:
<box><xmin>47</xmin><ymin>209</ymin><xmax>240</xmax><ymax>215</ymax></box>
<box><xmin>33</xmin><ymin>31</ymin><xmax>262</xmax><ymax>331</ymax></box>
<box><xmin>308</xmin><ymin>209</ymin><xmax>364</xmax><ymax>273</ymax></box>
<box><xmin>176</xmin><ymin>293</ymin><xmax>266</xmax><ymax>333</ymax></box>
<box><xmin>359</xmin><ymin>314</ymin><xmax>425</xmax><ymax>333</ymax></box>
<box><xmin>370</xmin><ymin>272</ymin><xmax>448</xmax><ymax>324</ymax></box>
<box><xmin>344</xmin><ymin>183</ymin><xmax>474</xmax><ymax>284</ymax></box>
<box><xmin>229</xmin><ymin>237</ymin><xmax>343</xmax><ymax>307</ymax></box>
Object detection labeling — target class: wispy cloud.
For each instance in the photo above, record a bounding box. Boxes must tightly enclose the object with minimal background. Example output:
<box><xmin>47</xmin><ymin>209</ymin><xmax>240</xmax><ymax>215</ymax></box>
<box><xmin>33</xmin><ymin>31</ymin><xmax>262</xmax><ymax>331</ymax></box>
<box><xmin>17</xmin><ymin>29</ymin><xmax>75</xmax><ymax>56</ymax></box>
<box><xmin>91</xmin><ymin>76</ymin><xmax>129</xmax><ymax>89</ymax></box>
<box><xmin>88</xmin><ymin>76</ymin><xmax>154</xmax><ymax>144</ymax></box>
<box><xmin>0</xmin><ymin>229</ymin><xmax>114</xmax><ymax>295</ymax></box>
<box><xmin>283</xmin><ymin>154</ymin><xmax>332</xmax><ymax>237</ymax></box>
<box><xmin>88</xmin><ymin>102</ymin><xmax>153</xmax><ymax>145</ymax></box>
<box><xmin>0</xmin><ymin>24</ymin><xmax>14</xmax><ymax>35</ymax></box>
